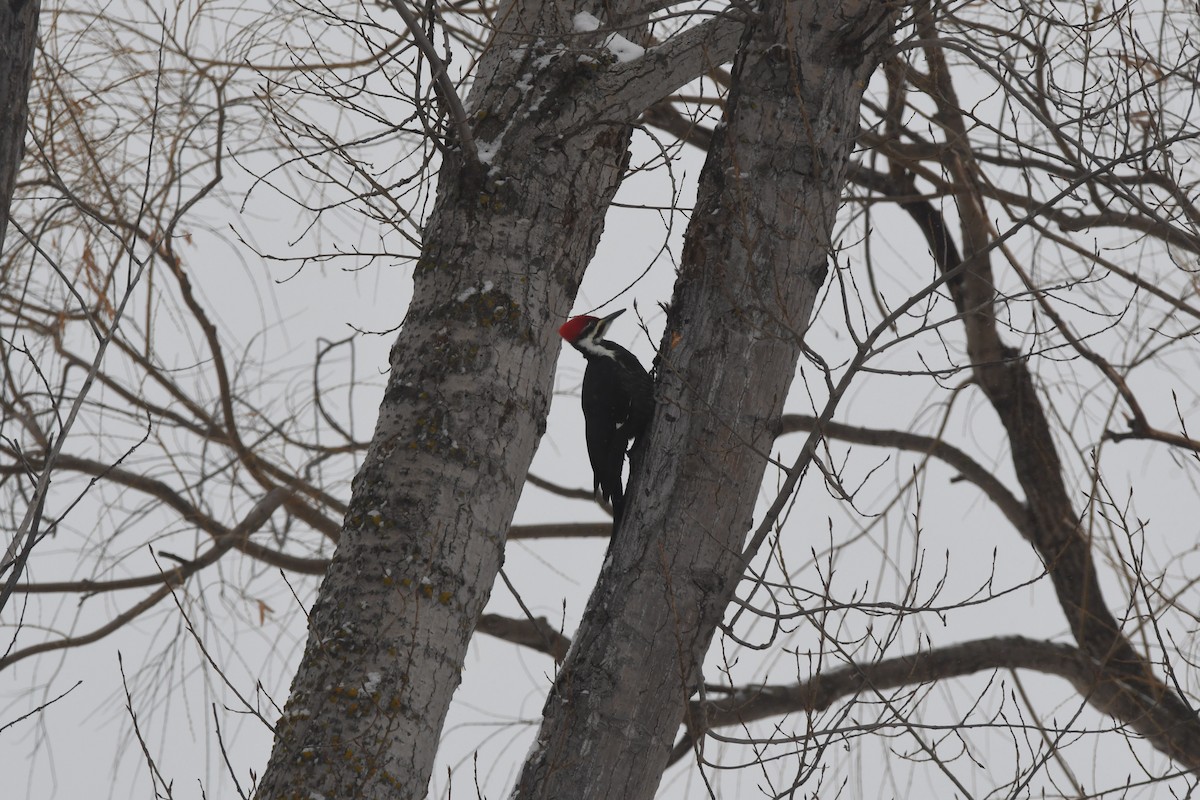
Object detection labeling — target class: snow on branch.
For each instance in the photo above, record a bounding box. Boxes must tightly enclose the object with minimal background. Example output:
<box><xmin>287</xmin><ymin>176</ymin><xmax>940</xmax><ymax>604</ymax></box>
<box><xmin>574</xmin><ymin>11</ymin><xmax>746</xmax><ymax>126</ymax></box>
<box><xmin>573</xmin><ymin>11</ymin><xmax>646</xmax><ymax>63</ymax></box>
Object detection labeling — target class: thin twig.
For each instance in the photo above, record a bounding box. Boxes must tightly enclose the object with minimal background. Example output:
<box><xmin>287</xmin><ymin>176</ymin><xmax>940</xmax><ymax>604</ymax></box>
<box><xmin>386</xmin><ymin>0</ymin><xmax>477</xmax><ymax>162</ymax></box>
<box><xmin>0</xmin><ymin>680</ymin><xmax>82</xmax><ymax>735</ymax></box>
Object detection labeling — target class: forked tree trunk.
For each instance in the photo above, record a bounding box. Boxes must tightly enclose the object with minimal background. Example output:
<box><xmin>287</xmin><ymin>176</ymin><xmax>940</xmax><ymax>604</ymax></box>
<box><xmin>256</xmin><ymin>2</ymin><xmax>742</xmax><ymax>797</ymax></box>
<box><xmin>512</xmin><ymin>3</ymin><xmax>896</xmax><ymax>798</ymax></box>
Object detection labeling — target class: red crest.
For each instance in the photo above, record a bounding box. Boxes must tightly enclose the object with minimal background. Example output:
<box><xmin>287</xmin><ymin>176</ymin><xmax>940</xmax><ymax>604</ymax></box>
<box><xmin>558</xmin><ymin>315</ymin><xmax>597</xmax><ymax>343</ymax></box>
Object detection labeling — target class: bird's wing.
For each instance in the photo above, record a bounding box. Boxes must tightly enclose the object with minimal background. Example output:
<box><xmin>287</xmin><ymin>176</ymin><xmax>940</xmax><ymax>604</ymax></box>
<box><xmin>582</xmin><ymin>358</ymin><xmax>632</xmax><ymax>508</ymax></box>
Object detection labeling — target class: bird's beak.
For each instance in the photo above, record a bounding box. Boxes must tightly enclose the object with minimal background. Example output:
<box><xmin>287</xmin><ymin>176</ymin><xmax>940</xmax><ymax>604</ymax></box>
<box><xmin>596</xmin><ymin>308</ymin><xmax>625</xmax><ymax>335</ymax></box>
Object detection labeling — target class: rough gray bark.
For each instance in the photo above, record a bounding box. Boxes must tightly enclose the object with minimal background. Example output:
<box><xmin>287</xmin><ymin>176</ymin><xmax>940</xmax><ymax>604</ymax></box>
<box><xmin>255</xmin><ymin>3</ymin><xmax>742</xmax><ymax>798</ymax></box>
<box><xmin>511</xmin><ymin>3</ymin><xmax>896</xmax><ymax>798</ymax></box>
<box><xmin>0</xmin><ymin>0</ymin><xmax>39</xmax><ymax>258</ymax></box>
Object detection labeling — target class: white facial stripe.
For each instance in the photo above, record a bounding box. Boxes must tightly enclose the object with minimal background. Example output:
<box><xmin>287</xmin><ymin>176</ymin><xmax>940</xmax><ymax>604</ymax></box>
<box><xmin>576</xmin><ymin>337</ymin><xmax>609</xmax><ymax>357</ymax></box>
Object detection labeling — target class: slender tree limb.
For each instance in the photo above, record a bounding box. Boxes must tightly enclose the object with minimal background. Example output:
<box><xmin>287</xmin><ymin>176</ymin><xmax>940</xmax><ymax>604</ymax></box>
<box><xmin>1105</xmin><ymin>419</ymin><xmax>1200</xmax><ymax>454</ymax></box>
<box><xmin>507</xmin><ymin>522</ymin><xmax>611</xmax><ymax>540</ymax></box>
<box><xmin>13</xmin><ymin>518</ymin><xmax>609</xmax><ymax>595</ymax></box>
<box><xmin>524</xmin><ymin>473</ymin><xmax>598</xmax><ymax>502</ymax></box>
<box><xmin>117</xmin><ymin>653</ymin><xmax>175</xmax><ymax>797</ymax></box>
<box><xmin>0</xmin><ymin>453</ymin><xmax>337</xmax><ymax>563</ymax></box>
<box><xmin>385</xmin><ymin>0</ymin><xmax>477</xmax><ymax>162</ymax></box>
<box><xmin>164</xmin><ymin>246</ymin><xmax>343</xmax><ymax>539</ymax></box>
<box><xmin>669</xmin><ymin>635</ymin><xmax>1200</xmax><ymax>766</ymax></box>
<box><xmin>849</xmin><ymin>166</ymin><xmax>1200</xmax><ymax>459</ymax></box>
<box><xmin>219</xmin><ymin>541</ymin><xmax>329</xmax><ymax>575</ymax></box>
<box><xmin>0</xmin><ymin>489</ymin><xmax>287</xmax><ymax>671</ymax></box>
<box><xmin>476</xmin><ymin>613</ymin><xmax>569</xmax><ymax>662</ymax></box>
<box><xmin>640</xmin><ymin>98</ymin><xmax>716</xmax><ymax>152</ymax></box>
<box><xmin>1022</xmin><ymin>216</ymin><xmax>1200</xmax><ymax>323</ymax></box>
<box><xmin>857</xmin><ymin>129</ymin><xmax>1200</xmax><ymax>257</ymax></box>
<box><xmin>779</xmin><ymin>414</ymin><xmax>1032</xmax><ymax>538</ymax></box>
<box><xmin>0</xmin><ymin>679</ymin><xmax>81</xmax><ymax>735</ymax></box>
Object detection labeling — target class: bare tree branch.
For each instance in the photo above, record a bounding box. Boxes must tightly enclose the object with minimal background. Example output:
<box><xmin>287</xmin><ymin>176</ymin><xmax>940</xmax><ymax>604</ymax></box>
<box><xmin>476</xmin><ymin>613</ymin><xmax>570</xmax><ymax>664</ymax></box>
<box><xmin>670</xmin><ymin>635</ymin><xmax>1199</xmax><ymax>765</ymax></box>
<box><xmin>385</xmin><ymin>0</ymin><xmax>477</xmax><ymax>162</ymax></box>
<box><xmin>0</xmin><ymin>489</ymin><xmax>287</xmax><ymax>670</ymax></box>
<box><xmin>780</xmin><ymin>414</ymin><xmax>1032</xmax><ymax>538</ymax></box>
<box><xmin>588</xmin><ymin>12</ymin><xmax>745</xmax><ymax>125</ymax></box>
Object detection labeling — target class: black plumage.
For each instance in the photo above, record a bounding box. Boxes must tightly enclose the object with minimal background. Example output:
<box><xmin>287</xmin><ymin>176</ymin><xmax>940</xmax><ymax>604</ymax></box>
<box><xmin>559</xmin><ymin>310</ymin><xmax>654</xmax><ymax>525</ymax></box>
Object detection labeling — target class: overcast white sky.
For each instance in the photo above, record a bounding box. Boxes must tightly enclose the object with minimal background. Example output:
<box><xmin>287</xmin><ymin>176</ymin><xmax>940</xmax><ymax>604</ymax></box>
<box><xmin>4</xmin><ymin>2</ymin><xmax>1200</xmax><ymax>798</ymax></box>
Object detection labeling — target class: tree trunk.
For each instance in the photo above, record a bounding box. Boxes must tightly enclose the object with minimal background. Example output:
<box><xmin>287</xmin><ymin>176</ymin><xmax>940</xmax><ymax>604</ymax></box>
<box><xmin>0</xmin><ymin>0</ymin><xmax>39</xmax><ymax>259</ymax></box>
<box><xmin>512</xmin><ymin>3</ymin><xmax>896</xmax><ymax>798</ymax></box>
<box><xmin>256</xmin><ymin>3</ymin><xmax>743</xmax><ymax>797</ymax></box>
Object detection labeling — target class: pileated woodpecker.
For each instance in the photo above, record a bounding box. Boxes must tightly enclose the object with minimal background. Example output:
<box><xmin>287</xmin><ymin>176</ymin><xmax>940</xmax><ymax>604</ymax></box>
<box><xmin>558</xmin><ymin>309</ymin><xmax>654</xmax><ymax>525</ymax></box>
